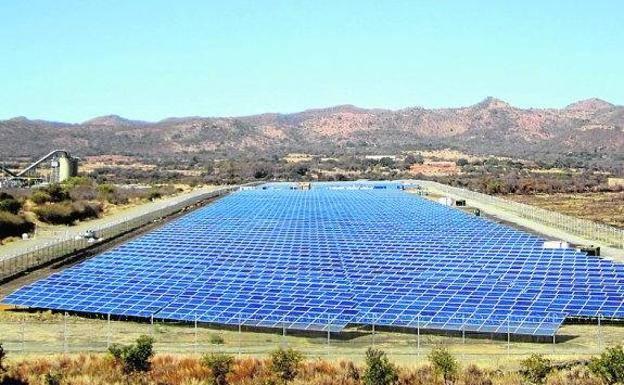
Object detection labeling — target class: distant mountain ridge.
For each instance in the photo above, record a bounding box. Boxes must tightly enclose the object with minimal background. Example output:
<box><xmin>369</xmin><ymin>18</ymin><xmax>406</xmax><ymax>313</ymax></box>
<box><xmin>2</xmin><ymin>98</ymin><xmax>623</xmax><ymax>161</ymax></box>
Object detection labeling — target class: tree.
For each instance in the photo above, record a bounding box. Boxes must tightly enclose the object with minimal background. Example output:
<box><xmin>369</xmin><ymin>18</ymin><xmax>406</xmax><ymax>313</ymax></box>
<box><xmin>363</xmin><ymin>348</ymin><xmax>398</xmax><ymax>385</ymax></box>
<box><xmin>201</xmin><ymin>353</ymin><xmax>234</xmax><ymax>385</ymax></box>
<box><xmin>456</xmin><ymin>158</ymin><xmax>469</xmax><ymax>167</ymax></box>
<box><xmin>428</xmin><ymin>347</ymin><xmax>459</xmax><ymax>384</ymax></box>
<box><xmin>268</xmin><ymin>348</ymin><xmax>303</xmax><ymax>382</ymax></box>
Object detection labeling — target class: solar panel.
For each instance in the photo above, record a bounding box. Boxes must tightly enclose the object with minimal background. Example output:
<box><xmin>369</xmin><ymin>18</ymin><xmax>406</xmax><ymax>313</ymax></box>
<box><xmin>3</xmin><ymin>181</ymin><xmax>623</xmax><ymax>336</ymax></box>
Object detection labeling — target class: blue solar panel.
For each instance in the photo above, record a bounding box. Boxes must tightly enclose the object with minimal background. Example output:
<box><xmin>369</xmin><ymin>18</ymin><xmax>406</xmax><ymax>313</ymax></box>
<box><xmin>3</xmin><ymin>181</ymin><xmax>623</xmax><ymax>336</ymax></box>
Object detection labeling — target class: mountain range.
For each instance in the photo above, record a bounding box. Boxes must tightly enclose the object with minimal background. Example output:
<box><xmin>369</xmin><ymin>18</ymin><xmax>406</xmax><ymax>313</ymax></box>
<box><xmin>2</xmin><ymin>97</ymin><xmax>623</xmax><ymax>162</ymax></box>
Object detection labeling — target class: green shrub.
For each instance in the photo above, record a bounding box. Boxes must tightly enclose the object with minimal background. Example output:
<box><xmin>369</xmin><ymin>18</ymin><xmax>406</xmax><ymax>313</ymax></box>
<box><xmin>30</xmin><ymin>190</ymin><xmax>52</xmax><ymax>204</ymax></box>
<box><xmin>0</xmin><ymin>199</ymin><xmax>21</xmax><ymax>214</ymax></box>
<box><xmin>61</xmin><ymin>176</ymin><xmax>91</xmax><ymax>189</ymax></box>
<box><xmin>34</xmin><ymin>201</ymin><xmax>101</xmax><ymax>225</ymax></box>
<box><xmin>147</xmin><ymin>190</ymin><xmax>162</xmax><ymax>200</ymax></box>
<box><xmin>201</xmin><ymin>353</ymin><xmax>234</xmax><ymax>385</ymax></box>
<box><xmin>363</xmin><ymin>348</ymin><xmax>398</xmax><ymax>385</ymax></box>
<box><xmin>462</xmin><ymin>364</ymin><xmax>492</xmax><ymax>385</ymax></box>
<box><xmin>108</xmin><ymin>335</ymin><xmax>155</xmax><ymax>374</ymax></box>
<box><xmin>0</xmin><ymin>212</ymin><xmax>34</xmax><ymax>239</ymax></box>
<box><xmin>34</xmin><ymin>203</ymin><xmax>74</xmax><ymax>225</ymax></box>
<box><xmin>209</xmin><ymin>334</ymin><xmax>225</xmax><ymax>345</ymax></box>
<box><xmin>589</xmin><ymin>345</ymin><xmax>624</xmax><ymax>384</ymax></box>
<box><xmin>428</xmin><ymin>347</ymin><xmax>459</xmax><ymax>384</ymax></box>
<box><xmin>520</xmin><ymin>354</ymin><xmax>552</xmax><ymax>384</ymax></box>
<box><xmin>71</xmin><ymin>201</ymin><xmax>102</xmax><ymax>221</ymax></box>
<box><xmin>43</xmin><ymin>372</ymin><xmax>62</xmax><ymax>385</ymax></box>
<box><xmin>545</xmin><ymin>366</ymin><xmax>603</xmax><ymax>385</ymax></box>
<box><xmin>40</xmin><ymin>184</ymin><xmax>69</xmax><ymax>202</ymax></box>
<box><xmin>268</xmin><ymin>348</ymin><xmax>303</xmax><ymax>382</ymax></box>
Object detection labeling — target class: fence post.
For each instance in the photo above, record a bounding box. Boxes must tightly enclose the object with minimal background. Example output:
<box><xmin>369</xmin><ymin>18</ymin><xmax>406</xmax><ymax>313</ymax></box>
<box><xmin>21</xmin><ymin>318</ymin><xmax>25</xmax><ymax>352</ymax></box>
<box><xmin>327</xmin><ymin>314</ymin><xmax>331</xmax><ymax>350</ymax></box>
<box><xmin>194</xmin><ymin>317</ymin><xmax>198</xmax><ymax>354</ymax></box>
<box><xmin>417</xmin><ymin>314</ymin><xmax>421</xmax><ymax>358</ymax></box>
<box><xmin>372</xmin><ymin>316</ymin><xmax>376</xmax><ymax>347</ymax></box>
<box><xmin>598</xmin><ymin>314</ymin><xmax>602</xmax><ymax>352</ymax></box>
<box><xmin>507</xmin><ymin>315</ymin><xmax>510</xmax><ymax>357</ymax></box>
<box><xmin>107</xmin><ymin>313</ymin><xmax>111</xmax><ymax>348</ymax></box>
<box><xmin>552</xmin><ymin>315</ymin><xmax>556</xmax><ymax>355</ymax></box>
<box><xmin>238</xmin><ymin>314</ymin><xmax>242</xmax><ymax>357</ymax></box>
<box><xmin>63</xmin><ymin>312</ymin><xmax>68</xmax><ymax>354</ymax></box>
<box><xmin>462</xmin><ymin>315</ymin><xmax>466</xmax><ymax>361</ymax></box>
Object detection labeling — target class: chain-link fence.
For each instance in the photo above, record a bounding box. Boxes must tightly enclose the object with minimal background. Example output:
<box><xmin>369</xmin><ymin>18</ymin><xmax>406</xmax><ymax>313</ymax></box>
<box><xmin>0</xmin><ymin>314</ymin><xmax>611</xmax><ymax>365</ymax></box>
<box><xmin>0</xmin><ymin>186</ymin><xmax>239</xmax><ymax>282</ymax></box>
<box><xmin>416</xmin><ymin>180</ymin><xmax>624</xmax><ymax>249</ymax></box>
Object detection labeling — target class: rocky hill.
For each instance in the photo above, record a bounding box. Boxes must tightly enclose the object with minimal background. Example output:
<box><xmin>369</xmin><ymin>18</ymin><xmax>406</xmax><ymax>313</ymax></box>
<box><xmin>2</xmin><ymin>98</ymin><xmax>623</xmax><ymax>161</ymax></box>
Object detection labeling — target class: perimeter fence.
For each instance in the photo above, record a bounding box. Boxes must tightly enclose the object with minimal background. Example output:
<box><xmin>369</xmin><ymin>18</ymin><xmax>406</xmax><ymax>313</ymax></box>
<box><xmin>416</xmin><ymin>180</ymin><xmax>624</xmax><ymax>249</ymax></box>
<box><xmin>0</xmin><ymin>185</ymin><xmax>240</xmax><ymax>282</ymax></box>
<box><xmin>0</xmin><ymin>313</ymin><xmax>610</xmax><ymax>364</ymax></box>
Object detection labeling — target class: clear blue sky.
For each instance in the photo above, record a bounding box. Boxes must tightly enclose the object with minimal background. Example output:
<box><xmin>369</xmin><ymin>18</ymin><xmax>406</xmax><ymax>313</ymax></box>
<box><xmin>1</xmin><ymin>0</ymin><xmax>622</xmax><ymax>122</ymax></box>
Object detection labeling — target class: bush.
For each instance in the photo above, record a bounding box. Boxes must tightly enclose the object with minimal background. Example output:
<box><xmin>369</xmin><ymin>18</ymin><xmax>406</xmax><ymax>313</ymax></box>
<box><xmin>0</xmin><ymin>342</ymin><xmax>6</xmax><ymax>373</ymax></box>
<box><xmin>201</xmin><ymin>353</ymin><xmax>234</xmax><ymax>385</ymax></box>
<box><xmin>268</xmin><ymin>348</ymin><xmax>303</xmax><ymax>382</ymax></box>
<box><xmin>147</xmin><ymin>188</ymin><xmax>162</xmax><ymax>200</ymax></box>
<box><xmin>0</xmin><ymin>212</ymin><xmax>34</xmax><ymax>239</ymax></box>
<box><xmin>363</xmin><ymin>348</ymin><xmax>398</xmax><ymax>385</ymax></box>
<box><xmin>30</xmin><ymin>190</ymin><xmax>52</xmax><ymax>204</ymax></box>
<box><xmin>209</xmin><ymin>334</ymin><xmax>225</xmax><ymax>345</ymax></box>
<box><xmin>589</xmin><ymin>345</ymin><xmax>624</xmax><ymax>384</ymax></box>
<box><xmin>545</xmin><ymin>366</ymin><xmax>603</xmax><ymax>385</ymax></box>
<box><xmin>462</xmin><ymin>364</ymin><xmax>492</xmax><ymax>385</ymax></box>
<box><xmin>67</xmin><ymin>184</ymin><xmax>97</xmax><ymax>201</ymax></box>
<box><xmin>34</xmin><ymin>203</ymin><xmax>74</xmax><ymax>224</ymax></box>
<box><xmin>0</xmin><ymin>199</ymin><xmax>21</xmax><ymax>214</ymax></box>
<box><xmin>34</xmin><ymin>201</ymin><xmax>101</xmax><ymax>225</ymax></box>
<box><xmin>520</xmin><ymin>354</ymin><xmax>552</xmax><ymax>384</ymax></box>
<box><xmin>43</xmin><ymin>372</ymin><xmax>62</xmax><ymax>385</ymax></box>
<box><xmin>428</xmin><ymin>347</ymin><xmax>459</xmax><ymax>384</ymax></box>
<box><xmin>71</xmin><ymin>201</ymin><xmax>102</xmax><ymax>221</ymax></box>
<box><xmin>40</xmin><ymin>184</ymin><xmax>69</xmax><ymax>202</ymax></box>
<box><xmin>108</xmin><ymin>335</ymin><xmax>155</xmax><ymax>374</ymax></box>
<box><xmin>61</xmin><ymin>176</ymin><xmax>91</xmax><ymax>189</ymax></box>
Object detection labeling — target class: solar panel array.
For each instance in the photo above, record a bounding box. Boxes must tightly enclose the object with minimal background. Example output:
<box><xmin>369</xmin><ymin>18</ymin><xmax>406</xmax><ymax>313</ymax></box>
<box><xmin>4</xmin><ymin>181</ymin><xmax>624</xmax><ymax>336</ymax></box>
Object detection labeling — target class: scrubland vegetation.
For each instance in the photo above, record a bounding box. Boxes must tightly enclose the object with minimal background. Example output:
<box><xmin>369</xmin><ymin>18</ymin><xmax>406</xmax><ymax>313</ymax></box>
<box><xmin>0</xmin><ymin>177</ymin><xmax>181</xmax><ymax>242</ymax></box>
<box><xmin>1</xmin><ymin>336</ymin><xmax>624</xmax><ymax>385</ymax></box>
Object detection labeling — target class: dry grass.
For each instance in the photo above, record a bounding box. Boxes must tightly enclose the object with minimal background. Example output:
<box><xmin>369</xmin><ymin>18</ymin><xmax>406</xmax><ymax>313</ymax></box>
<box><xmin>0</xmin><ymin>350</ymin><xmax>612</xmax><ymax>385</ymax></box>
<box><xmin>506</xmin><ymin>192</ymin><xmax>624</xmax><ymax>229</ymax></box>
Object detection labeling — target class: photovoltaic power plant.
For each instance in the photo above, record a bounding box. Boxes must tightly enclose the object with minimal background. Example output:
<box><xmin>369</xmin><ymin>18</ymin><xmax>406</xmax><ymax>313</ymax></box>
<box><xmin>4</xmin><ymin>181</ymin><xmax>624</xmax><ymax>336</ymax></box>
